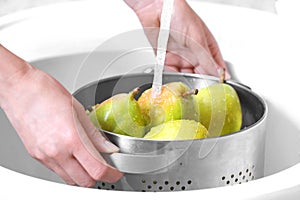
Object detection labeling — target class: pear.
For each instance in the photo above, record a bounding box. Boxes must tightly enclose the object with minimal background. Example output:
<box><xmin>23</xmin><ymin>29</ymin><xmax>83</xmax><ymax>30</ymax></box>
<box><xmin>87</xmin><ymin>88</ymin><xmax>146</xmax><ymax>138</ymax></box>
<box><xmin>194</xmin><ymin>69</ymin><xmax>242</xmax><ymax>137</ymax></box>
<box><xmin>137</xmin><ymin>82</ymin><xmax>198</xmax><ymax>130</ymax></box>
<box><xmin>144</xmin><ymin>120</ymin><xmax>208</xmax><ymax>140</ymax></box>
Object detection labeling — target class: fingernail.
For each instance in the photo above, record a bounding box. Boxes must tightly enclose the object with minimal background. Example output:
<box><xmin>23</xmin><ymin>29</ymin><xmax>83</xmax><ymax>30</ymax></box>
<box><xmin>104</xmin><ymin>140</ymin><xmax>119</xmax><ymax>153</ymax></box>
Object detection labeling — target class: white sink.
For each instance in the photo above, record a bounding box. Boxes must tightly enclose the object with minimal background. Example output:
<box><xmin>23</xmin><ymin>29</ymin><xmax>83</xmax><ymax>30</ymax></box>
<box><xmin>1</xmin><ymin>0</ymin><xmax>300</xmax><ymax>199</ymax></box>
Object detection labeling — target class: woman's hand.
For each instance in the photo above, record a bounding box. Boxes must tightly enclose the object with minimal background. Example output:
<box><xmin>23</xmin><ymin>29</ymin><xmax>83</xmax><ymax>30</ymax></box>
<box><xmin>124</xmin><ymin>0</ymin><xmax>229</xmax><ymax>78</ymax></box>
<box><xmin>0</xmin><ymin>45</ymin><xmax>123</xmax><ymax>187</ymax></box>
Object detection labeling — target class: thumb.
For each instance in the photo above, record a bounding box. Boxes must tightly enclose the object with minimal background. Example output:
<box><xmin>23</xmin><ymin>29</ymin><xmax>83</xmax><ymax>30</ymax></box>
<box><xmin>72</xmin><ymin>98</ymin><xmax>119</xmax><ymax>153</ymax></box>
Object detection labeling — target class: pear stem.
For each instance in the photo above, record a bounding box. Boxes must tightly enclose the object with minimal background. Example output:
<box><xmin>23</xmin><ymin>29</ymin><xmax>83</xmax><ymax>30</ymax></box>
<box><xmin>182</xmin><ymin>89</ymin><xmax>198</xmax><ymax>97</ymax></box>
<box><xmin>131</xmin><ymin>87</ymin><xmax>141</xmax><ymax>99</ymax></box>
<box><xmin>218</xmin><ymin>68</ymin><xmax>226</xmax><ymax>83</ymax></box>
<box><xmin>86</xmin><ymin>105</ymin><xmax>94</xmax><ymax>113</ymax></box>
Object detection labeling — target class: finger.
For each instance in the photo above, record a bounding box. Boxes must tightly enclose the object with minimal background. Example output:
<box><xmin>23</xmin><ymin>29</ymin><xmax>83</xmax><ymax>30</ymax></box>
<box><xmin>164</xmin><ymin>65</ymin><xmax>179</xmax><ymax>72</ymax></box>
<box><xmin>72</xmin><ymin>115</ymin><xmax>123</xmax><ymax>183</ymax></box>
<box><xmin>180</xmin><ymin>68</ymin><xmax>194</xmax><ymax>73</ymax></box>
<box><xmin>72</xmin><ymin>98</ymin><xmax>119</xmax><ymax>153</ymax></box>
<box><xmin>39</xmin><ymin>157</ymin><xmax>76</xmax><ymax>185</ymax></box>
<box><xmin>165</xmin><ymin>51</ymin><xmax>195</xmax><ymax>69</ymax></box>
<box><xmin>164</xmin><ymin>65</ymin><xmax>194</xmax><ymax>74</ymax></box>
<box><xmin>73</xmin><ymin>143</ymin><xmax>124</xmax><ymax>183</ymax></box>
<box><xmin>166</xmin><ymin>34</ymin><xmax>201</xmax><ymax>68</ymax></box>
<box><xmin>57</xmin><ymin>156</ymin><xmax>96</xmax><ymax>187</ymax></box>
<box><xmin>204</xmin><ymin>27</ymin><xmax>227</xmax><ymax>70</ymax></box>
<box><xmin>176</xmin><ymin>23</ymin><xmax>220</xmax><ymax>76</ymax></box>
<box><xmin>195</xmin><ymin>51</ymin><xmax>219</xmax><ymax>76</ymax></box>
<box><xmin>172</xmin><ymin>37</ymin><xmax>218</xmax><ymax>76</ymax></box>
<box><xmin>36</xmin><ymin>146</ymin><xmax>94</xmax><ymax>187</ymax></box>
<box><xmin>202</xmin><ymin>26</ymin><xmax>231</xmax><ymax>79</ymax></box>
<box><xmin>194</xmin><ymin>66</ymin><xmax>207</xmax><ymax>75</ymax></box>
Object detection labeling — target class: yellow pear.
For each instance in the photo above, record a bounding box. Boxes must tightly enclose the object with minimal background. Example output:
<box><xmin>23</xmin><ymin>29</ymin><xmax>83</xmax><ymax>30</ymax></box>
<box><xmin>87</xmin><ymin>88</ymin><xmax>146</xmax><ymax>138</ymax></box>
<box><xmin>138</xmin><ymin>82</ymin><xmax>198</xmax><ymax>130</ymax></box>
<box><xmin>144</xmin><ymin>120</ymin><xmax>208</xmax><ymax>140</ymax></box>
<box><xmin>194</xmin><ymin>82</ymin><xmax>242</xmax><ymax>137</ymax></box>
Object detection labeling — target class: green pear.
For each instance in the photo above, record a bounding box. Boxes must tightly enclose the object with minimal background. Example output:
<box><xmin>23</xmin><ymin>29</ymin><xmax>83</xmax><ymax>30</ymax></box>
<box><xmin>194</xmin><ymin>83</ymin><xmax>242</xmax><ymax>137</ymax></box>
<box><xmin>87</xmin><ymin>88</ymin><xmax>146</xmax><ymax>138</ymax></box>
<box><xmin>144</xmin><ymin>120</ymin><xmax>208</xmax><ymax>140</ymax></box>
<box><xmin>138</xmin><ymin>82</ymin><xmax>198</xmax><ymax>130</ymax></box>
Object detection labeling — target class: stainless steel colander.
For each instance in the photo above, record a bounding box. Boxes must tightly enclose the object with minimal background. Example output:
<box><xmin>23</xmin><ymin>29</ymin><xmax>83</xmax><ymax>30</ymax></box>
<box><xmin>73</xmin><ymin>72</ymin><xmax>268</xmax><ymax>192</ymax></box>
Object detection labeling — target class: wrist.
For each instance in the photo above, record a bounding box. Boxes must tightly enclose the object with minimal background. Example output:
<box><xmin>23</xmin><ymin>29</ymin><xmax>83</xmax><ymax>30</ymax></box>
<box><xmin>0</xmin><ymin>45</ymin><xmax>35</xmax><ymax>108</ymax></box>
<box><xmin>124</xmin><ymin>0</ymin><xmax>163</xmax><ymax>12</ymax></box>
<box><xmin>0</xmin><ymin>45</ymin><xmax>33</xmax><ymax>81</ymax></box>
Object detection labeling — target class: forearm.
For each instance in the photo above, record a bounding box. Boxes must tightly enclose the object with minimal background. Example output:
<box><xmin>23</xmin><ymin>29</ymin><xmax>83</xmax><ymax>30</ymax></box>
<box><xmin>0</xmin><ymin>45</ymin><xmax>35</xmax><ymax>108</ymax></box>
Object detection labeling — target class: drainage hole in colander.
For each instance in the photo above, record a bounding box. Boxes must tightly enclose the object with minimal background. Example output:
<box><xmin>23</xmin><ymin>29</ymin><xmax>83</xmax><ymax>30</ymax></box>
<box><xmin>221</xmin><ymin>168</ymin><xmax>256</xmax><ymax>186</ymax></box>
<box><xmin>96</xmin><ymin>182</ymin><xmax>116</xmax><ymax>190</ymax></box>
<box><xmin>140</xmin><ymin>179</ymin><xmax>192</xmax><ymax>191</ymax></box>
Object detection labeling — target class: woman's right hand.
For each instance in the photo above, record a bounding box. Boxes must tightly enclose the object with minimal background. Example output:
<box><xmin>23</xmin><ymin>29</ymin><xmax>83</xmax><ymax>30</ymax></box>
<box><xmin>0</xmin><ymin>45</ymin><xmax>123</xmax><ymax>187</ymax></box>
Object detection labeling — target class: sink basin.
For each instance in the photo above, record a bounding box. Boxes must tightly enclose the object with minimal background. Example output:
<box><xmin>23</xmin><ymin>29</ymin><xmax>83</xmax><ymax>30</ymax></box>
<box><xmin>0</xmin><ymin>0</ymin><xmax>300</xmax><ymax>199</ymax></box>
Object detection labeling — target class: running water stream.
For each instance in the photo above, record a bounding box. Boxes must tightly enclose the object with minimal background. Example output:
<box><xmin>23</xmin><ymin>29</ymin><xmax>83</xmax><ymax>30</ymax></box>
<box><xmin>151</xmin><ymin>0</ymin><xmax>174</xmax><ymax>98</ymax></box>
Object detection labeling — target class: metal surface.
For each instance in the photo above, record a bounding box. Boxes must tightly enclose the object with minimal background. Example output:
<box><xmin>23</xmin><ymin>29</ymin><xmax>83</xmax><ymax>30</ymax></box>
<box><xmin>73</xmin><ymin>72</ymin><xmax>268</xmax><ymax>192</ymax></box>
